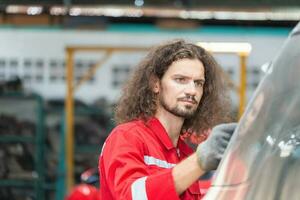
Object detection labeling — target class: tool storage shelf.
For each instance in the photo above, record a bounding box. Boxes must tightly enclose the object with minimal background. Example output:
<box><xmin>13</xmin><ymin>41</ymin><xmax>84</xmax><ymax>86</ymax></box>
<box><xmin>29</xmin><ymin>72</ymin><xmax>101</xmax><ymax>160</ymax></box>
<box><xmin>0</xmin><ymin>92</ymin><xmax>45</xmax><ymax>200</ymax></box>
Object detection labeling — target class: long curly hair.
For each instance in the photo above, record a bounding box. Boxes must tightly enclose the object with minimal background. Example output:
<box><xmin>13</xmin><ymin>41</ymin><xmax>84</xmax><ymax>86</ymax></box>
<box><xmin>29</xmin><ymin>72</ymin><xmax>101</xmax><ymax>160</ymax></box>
<box><xmin>115</xmin><ymin>39</ymin><xmax>232</xmax><ymax>134</ymax></box>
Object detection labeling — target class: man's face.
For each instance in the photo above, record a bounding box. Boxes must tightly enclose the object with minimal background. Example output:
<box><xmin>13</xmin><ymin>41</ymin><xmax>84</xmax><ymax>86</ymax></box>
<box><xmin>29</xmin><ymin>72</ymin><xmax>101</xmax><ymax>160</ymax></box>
<box><xmin>154</xmin><ymin>58</ymin><xmax>205</xmax><ymax>119</ymax></box>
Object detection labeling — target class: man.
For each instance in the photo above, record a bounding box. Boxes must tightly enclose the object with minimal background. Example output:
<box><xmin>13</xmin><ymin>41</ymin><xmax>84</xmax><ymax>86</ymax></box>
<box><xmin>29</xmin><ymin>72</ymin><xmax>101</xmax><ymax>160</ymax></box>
<box><xmin>99</xmin><ymin>40</ymin><xmax>236</xmax><ymax>199</ymax></box>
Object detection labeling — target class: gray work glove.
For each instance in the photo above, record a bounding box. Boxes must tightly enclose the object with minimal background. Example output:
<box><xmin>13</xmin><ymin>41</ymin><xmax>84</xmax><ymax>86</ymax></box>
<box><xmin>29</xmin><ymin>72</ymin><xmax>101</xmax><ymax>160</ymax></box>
<box><xmin>196</xmin><ymin>123</ymin><xmax>237</xmax><ymax>171</ymax></box>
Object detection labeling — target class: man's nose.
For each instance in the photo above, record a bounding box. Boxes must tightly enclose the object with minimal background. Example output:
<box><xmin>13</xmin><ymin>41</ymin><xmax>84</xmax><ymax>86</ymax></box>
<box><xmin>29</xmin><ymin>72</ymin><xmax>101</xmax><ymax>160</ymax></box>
<box><xmin>184</xmin><ymin>82</ymin><xmax>197</xmax><ymax>96</ymax></box>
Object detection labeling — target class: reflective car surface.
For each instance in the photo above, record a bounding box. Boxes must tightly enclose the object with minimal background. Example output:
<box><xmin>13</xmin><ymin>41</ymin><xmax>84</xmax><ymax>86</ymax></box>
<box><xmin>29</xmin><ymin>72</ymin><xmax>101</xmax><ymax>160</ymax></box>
<box><xmin>204</xmin><ymin>22</ymin><xmax>300</xmax><ymax>200</ymax></box>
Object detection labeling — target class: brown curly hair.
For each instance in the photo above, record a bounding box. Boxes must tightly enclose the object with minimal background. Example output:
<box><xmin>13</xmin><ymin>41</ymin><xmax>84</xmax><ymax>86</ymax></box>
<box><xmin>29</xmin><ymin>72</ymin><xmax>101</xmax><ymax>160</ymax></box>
<box><xmin>115</xmin><ymin>39</ymin><xmax>232</xmax><ymax>134</ymax></box>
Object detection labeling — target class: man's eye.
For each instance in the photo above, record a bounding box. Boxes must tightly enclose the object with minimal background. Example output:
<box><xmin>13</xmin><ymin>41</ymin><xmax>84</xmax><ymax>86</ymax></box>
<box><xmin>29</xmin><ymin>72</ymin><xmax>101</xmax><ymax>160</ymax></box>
<box><xmin>195</xmin><ymin>81</ymin><xmax>204</xmax><ymax>87</ymax></box>
<box><xmin>175</xmin><ymin>78</ymin><xmax>186</xmax><ymax>83</ymax></box>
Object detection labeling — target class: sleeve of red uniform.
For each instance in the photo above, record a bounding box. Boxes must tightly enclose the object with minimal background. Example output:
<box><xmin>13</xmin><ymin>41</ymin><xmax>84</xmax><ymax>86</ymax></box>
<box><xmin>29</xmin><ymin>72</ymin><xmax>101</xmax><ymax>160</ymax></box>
<box><xmin>100</xmin><ymin>128</ymin><xmax>180</xmax><ymax>200</ymax></box>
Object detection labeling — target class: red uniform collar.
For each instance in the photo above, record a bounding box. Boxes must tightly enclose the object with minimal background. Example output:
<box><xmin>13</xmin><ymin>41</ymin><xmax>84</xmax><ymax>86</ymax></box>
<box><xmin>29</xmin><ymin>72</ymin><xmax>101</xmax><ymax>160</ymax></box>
<box><xmin>146</xmin><ymin>117</ymin><xmax>193</xmax><ymax>156</ymax></box>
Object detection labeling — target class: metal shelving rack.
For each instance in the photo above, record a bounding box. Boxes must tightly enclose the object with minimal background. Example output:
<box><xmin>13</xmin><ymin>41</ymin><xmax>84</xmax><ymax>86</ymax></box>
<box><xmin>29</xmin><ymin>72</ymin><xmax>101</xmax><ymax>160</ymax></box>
<box><xmin>0</xmin><ymin>92</ymin><xmax>45</xmax><ymax>200</ymax></box>
<box><xmin>54</xmin><ymin>105</ymin><xmax>113</xmax><ymax>199</ymax></box>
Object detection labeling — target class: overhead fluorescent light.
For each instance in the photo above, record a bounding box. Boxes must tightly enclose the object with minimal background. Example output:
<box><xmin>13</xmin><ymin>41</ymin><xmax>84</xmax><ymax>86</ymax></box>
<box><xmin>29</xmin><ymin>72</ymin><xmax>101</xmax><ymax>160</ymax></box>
<box><xmin>15</xmin><ymin>5</ymin><xmax>298</xmax><ymax>21</ymax></box>
<box><xmin>197</xmin><ymin>42</ymin><xmax>252</xmax><ymax>55</ymax></box>
<box><xmin>6</xmin><ymin>5</ymin><xmax>43</xmax><ymax>15</ymax></box>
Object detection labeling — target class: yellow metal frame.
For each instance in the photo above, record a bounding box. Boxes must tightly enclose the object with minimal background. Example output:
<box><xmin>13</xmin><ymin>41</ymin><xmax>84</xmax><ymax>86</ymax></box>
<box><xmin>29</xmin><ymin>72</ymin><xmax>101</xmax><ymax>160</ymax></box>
<box><xmin>65</xmin><ymin>46</ymin><xmax>149</xmax><ymax>192</ymax></box>
<box><xmin>198</xmin><ymin>42</ymin><xmax>252</xmax><ymax>118</ymax></box>
<box><xmin>64</xmin><ymin>43</ymin><xmax>251</xmax><ymax>192</ymax></box>
<box><xmin>239</xmin><ymin>52</ymin><xmax>248</xmax><ymax>118</ymax></box>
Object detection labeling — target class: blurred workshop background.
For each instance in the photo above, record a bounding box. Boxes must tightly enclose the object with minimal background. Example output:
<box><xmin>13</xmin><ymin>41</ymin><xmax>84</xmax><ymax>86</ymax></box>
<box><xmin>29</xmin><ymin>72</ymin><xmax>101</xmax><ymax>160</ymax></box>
<box><xmin>0</xmin><ymin>0</ymin><xmax>299</xmax><ymax>200</ymax></box>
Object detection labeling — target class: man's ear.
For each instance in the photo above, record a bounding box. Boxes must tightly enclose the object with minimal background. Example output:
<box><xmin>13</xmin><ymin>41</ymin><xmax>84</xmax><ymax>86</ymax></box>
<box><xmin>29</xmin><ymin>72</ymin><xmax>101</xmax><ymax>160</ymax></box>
<box><xmin>150</xmin><ymin>75</ymin><xmax>160</xmax><ymax>93</ymax></box>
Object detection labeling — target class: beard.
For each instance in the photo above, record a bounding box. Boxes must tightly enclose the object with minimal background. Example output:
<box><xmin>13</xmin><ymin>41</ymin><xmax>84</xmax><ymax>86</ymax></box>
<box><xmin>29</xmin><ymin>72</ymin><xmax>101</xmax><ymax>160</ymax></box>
<box><xmin>159</xmin><ymin>94</ymin><xmax>198</xmax><ymax>119</ymax></box>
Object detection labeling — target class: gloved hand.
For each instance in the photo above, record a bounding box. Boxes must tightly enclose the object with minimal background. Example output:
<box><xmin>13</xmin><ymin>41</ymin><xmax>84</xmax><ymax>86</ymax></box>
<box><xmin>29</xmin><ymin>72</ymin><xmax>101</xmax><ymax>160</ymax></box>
<box><xmin>196</xmin><ymin>123</ymin><xmax>237</xmax><ymax>171</ymax></box>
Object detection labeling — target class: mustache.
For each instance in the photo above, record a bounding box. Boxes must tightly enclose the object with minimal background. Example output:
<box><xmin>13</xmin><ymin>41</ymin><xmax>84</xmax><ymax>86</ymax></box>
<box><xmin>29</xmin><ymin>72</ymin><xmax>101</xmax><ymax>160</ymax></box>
<box><xmin>177</xmin><ymin>95</ymin><xmax>198</xmax><ymax>104</ymax></box>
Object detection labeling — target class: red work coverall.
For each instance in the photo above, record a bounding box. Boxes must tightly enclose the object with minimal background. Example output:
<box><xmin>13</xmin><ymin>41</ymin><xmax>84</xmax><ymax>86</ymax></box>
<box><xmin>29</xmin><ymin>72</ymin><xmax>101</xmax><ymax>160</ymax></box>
<box><xmin>99</xmin><ymin>117</ymin><xmax>211</xmax><ymax>199</ymax></box>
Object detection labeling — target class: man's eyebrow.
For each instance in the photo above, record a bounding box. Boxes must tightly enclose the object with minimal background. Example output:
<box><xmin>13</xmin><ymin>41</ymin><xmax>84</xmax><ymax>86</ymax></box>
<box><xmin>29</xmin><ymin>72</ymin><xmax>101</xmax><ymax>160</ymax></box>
<box><xmin>172</xmin><ymin>75</ymin><xmax>205</xmax><ymax>81</ymax></box>
<box><xmin>172</xmin><ymin>74</ymin><xmax>188</xmax><ymax>77</ymax></box>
